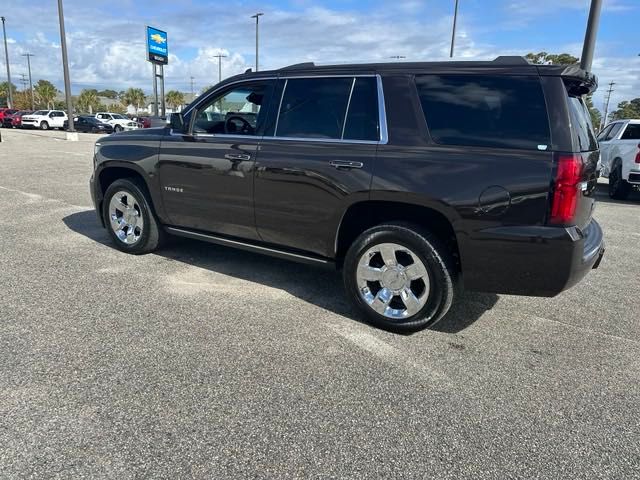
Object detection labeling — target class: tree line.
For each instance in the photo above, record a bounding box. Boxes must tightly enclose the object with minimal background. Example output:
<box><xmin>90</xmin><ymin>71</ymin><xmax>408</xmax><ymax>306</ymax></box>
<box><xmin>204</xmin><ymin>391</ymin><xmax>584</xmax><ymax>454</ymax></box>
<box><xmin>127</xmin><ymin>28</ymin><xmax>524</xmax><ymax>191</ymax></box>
<box><xmin>0</xmin><ymin>81</ymin><xmax>187</xmax><ymax>114</ymax></box>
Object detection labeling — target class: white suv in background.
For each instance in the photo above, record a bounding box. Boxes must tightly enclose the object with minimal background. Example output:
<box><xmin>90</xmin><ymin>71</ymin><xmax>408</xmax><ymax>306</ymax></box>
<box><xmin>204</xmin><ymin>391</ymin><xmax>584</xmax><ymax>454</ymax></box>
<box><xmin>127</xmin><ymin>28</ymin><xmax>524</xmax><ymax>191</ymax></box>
<box><xmin>20</xmin><ymin>110</ymin><xmax>68</xmax><ymax>130</ymax></box>
<box><xmin>598</xmin><ymin>119</ymin><xmax>640</xmax><ymax>199</ymax></box>
<box><xmin>95</xmin><ymin>112</ymin><xmax>140</xmax><ymax>132</ymax></box>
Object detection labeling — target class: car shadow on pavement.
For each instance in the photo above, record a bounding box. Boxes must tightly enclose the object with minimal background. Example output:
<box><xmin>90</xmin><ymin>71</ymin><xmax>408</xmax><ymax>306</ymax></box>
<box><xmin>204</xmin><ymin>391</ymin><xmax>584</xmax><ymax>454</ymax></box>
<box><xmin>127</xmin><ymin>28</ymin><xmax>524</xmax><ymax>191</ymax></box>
<box><xmin>62</xmin><ymin>210</ymin><xmax>498</xmax><ymax>334</ymax></box>
<box><xmin>594</xmin><ymin>183</ymin><xmax>640</xmax><ymax>205</ymax></box>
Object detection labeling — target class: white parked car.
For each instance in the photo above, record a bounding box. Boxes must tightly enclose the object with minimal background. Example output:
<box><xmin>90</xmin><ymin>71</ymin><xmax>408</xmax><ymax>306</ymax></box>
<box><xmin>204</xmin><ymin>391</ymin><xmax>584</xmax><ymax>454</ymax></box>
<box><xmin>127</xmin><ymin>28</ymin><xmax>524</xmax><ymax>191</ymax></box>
<box><xmin>95</xmin><ymin>112</ymin><xmax>140</xmax><ymax>132</ymax></box>
<box><xmin>20</xmin><ymin>110</ymin><xmax>67</xmax><ymax>130</ymax></box>
<box><xmin>598</xmin><ymin>119</ymin><xmax>640</xmax><ymax>199</ymax></box>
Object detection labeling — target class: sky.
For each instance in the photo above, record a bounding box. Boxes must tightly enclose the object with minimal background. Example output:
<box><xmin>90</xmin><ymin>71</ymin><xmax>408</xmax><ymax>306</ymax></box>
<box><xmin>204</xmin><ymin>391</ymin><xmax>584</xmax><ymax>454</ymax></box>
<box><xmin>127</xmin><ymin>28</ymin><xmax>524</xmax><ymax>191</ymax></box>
<box><xmin>1</xmin><ymin>0</ymin><xmax>639</xmax><ymax>111</ymax></box>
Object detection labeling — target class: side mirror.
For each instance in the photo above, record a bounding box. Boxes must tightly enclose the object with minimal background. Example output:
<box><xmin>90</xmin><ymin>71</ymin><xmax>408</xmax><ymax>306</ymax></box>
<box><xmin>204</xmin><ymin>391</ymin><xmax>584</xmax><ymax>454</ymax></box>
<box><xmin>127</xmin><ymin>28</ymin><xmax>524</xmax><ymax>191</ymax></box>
<box><xmin>169</xmin><ymin>112</ymin><xmax>185</xmax><ymax>133</ymax></box>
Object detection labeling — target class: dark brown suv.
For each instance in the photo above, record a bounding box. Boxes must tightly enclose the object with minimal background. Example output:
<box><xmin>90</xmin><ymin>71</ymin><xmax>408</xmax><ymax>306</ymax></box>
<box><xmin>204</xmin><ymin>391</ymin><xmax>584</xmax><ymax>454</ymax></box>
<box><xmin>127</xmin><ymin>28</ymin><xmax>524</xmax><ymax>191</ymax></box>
<box><xmin>90</xmin><ymin>56</ymin><xmax>604</xmax><ymax>331</ymax></box>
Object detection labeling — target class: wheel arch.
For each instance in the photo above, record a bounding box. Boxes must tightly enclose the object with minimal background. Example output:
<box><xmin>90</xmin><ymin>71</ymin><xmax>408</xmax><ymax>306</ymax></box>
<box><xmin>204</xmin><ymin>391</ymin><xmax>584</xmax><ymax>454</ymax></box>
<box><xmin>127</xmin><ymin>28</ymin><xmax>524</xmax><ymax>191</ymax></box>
<box><xmin>333</xmin><ymin>200</ymin><xmax>460</xmax><ymax>270</ymax></box>
<box><xmin>95</xmin><ymin>163</ymin><xmax>162</xmax><ymax>227</ymax></box>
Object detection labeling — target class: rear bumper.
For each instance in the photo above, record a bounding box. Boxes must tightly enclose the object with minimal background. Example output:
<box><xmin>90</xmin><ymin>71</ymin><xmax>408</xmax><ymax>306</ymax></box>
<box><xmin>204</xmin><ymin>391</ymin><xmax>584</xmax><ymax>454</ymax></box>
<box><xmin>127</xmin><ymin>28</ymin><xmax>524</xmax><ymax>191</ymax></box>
<box><xmin>462</xmin><ymin>219</ymin><xmax>604</xmax><ymax>297</ymax></box>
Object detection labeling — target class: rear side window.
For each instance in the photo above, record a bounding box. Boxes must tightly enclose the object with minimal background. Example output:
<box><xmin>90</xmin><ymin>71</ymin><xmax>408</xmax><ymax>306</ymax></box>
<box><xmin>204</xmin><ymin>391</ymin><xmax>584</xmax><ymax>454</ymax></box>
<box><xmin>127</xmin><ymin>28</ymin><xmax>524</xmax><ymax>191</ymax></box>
<box><xmin>567</xmin><ymin>96</ymin><xmax>598</xmax><ymax>152</ymax></box>
<box><xmin>276</xmin><ymin>78</ymin><xmax>352</xmax><ymax>139</ymax></box>
<box><xmin>621</xmin><ymin>124</ymin><xmax>640</xmax><ymax>140</ymax></box>
<box><xmin>416</xmin><ymin>75</ymin><xmax>550</xmax><ymax>150</ymax></box>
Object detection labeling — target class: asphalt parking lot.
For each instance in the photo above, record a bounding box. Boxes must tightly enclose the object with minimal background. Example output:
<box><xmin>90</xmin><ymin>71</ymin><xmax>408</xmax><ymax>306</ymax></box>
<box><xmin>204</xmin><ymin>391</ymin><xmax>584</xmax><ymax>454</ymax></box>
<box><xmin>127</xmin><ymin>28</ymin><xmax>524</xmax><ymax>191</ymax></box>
<box><xmin>1</xmin><ymin>128</ymin><xmax>639</xmax><ymax>479</ymax></box>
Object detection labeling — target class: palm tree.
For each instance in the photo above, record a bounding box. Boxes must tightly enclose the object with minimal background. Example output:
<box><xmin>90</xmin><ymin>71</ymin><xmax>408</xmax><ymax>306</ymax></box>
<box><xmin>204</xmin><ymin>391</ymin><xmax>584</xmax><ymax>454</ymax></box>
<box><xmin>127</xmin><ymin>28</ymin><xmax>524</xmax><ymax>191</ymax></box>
<box><xmin>34</xmin><ymin>80</ymin><xmax>59</xmax><ymax>109</ymax></box>
<box><xmin>165</xmin><ymin>90</ymin><xmax>185</xmax><ymax>111</ymax></box>
<box><xmin>76</xmin><ymin>89</ymin><xmax>99</xmax><ymax>114</ymax></box>
<box><xmin>121</xmin><ymin>87</ymin><xmax>146</xmax><ymax>113</ymax></box>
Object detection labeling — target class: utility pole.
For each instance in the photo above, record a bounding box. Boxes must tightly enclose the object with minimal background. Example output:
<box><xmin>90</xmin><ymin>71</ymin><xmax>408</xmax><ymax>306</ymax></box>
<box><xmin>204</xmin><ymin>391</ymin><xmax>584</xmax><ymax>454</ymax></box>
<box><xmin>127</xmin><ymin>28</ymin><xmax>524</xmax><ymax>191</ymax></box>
<box><xmin>450</xmin><ymin>0</ymin><xmax>459</xmax><ymax>58</ymax></box>
<box><xmin>190</xmin><ymin>76</ymin><xmax>194</xmax><ymax>98</ymax></box>
<box><xmin>580</xmin><ymin>0</ymin><xmax>603</xmax><ymax>71</ymax></box>
<box><xmin>1</xmin><ymin>16</ymin><xmax>13</xmax><ymax>108</ymax></box>
<box><xmin>601</xmin><ymin>81</ymin><xmax>615</xmax><ymax>129</ymax></box>
<box><xmin>57</xmin><ymin>0</ymin><xmax>75</xmax><ymax>134</ymax></box>
<box><xmin>251</xmin><ymin>13</ymin><xmax>264</xmax><ymax>71</ymax></box>
<box><xmin>19</xmin><ymin>73</ymin><xmax>28</xmax><ymax>91</ymax></box>
<box><xmin>22</xmin><ymin>53</ymin><xmax>34</xmax><ymax>110</ymax></box>
<box><xmin>213</xmin><ymin>54</ymin><xmax>227</xmax><ymax>83</ymax></box>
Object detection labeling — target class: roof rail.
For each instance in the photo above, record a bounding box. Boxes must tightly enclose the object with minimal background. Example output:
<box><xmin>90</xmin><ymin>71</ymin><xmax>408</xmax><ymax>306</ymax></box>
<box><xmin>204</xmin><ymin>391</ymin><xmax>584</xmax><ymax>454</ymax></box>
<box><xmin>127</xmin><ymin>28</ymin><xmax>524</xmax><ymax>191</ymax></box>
<box><xmin>493</xmin><ymin>56</ymin><xmax>531</xmax><ymax>65</ymax></box>
<box><xmin>280</xmin><ymin>62</ymin><xmax>316</xmax><ymax>70</ymax></box>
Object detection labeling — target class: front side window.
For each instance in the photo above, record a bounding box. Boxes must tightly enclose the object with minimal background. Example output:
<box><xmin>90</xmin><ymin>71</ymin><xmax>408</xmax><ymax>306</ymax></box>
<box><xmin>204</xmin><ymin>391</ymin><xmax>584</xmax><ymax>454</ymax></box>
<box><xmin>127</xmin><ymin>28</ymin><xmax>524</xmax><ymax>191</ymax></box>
<box><xmin>621</xmin><ymin>123</ymin><xmax>640</xmax><ymax>140</ymax></box>
<box><xmin>597</xmin><ymin>124</ymin><xmax>613</xmax><ymax>142</ymax></box>
<box><xmin>605</xmin><ymin>122</ymin><xmax>624</xmax><ymax>140</ymax></box>
<box><xmin>193</xmin><ymin>81</ymin><xmax>273</xmax><ymax>136</ymax></box>
<box><xmin>416</xmin><ymin>74</ymin><xmax>551</xmax><ymax>150</ymax></box>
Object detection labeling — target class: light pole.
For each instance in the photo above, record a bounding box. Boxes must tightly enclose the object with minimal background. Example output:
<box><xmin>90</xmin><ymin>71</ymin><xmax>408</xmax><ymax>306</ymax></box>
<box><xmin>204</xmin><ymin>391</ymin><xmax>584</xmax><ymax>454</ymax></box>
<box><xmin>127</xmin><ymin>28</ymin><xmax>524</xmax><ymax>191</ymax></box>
<box><xmin>251</xmin><ymin>13</ymin><xmax>264</xmax><ymax>71</ymax></box>
<box><xmin>580</xmin><ymin>0</ymin><xmax>603</xmax><ymax>71</ymax></box>
<box><xmin>1</xmin><ymin>16</ymin><xmax>13</xmax><ymax>108</ymax></box>
<box><xmin>450</xmin><ymin>0</ymin><xmax>459</xmax><ymax>58</ymax></box>
<box><xmin>213</xmin><ymin>54</ymin><xmax>227</xmax><ymax>83</ymax></box>
<box><xmin>57</xmin><ymin>0</ymin><xmax>74</xmax><ymax>133</ymax></box>
<box><xmin>21</xmin><ymin>53</ymin><xmax>34</xmax><ymax>110</ymax></box>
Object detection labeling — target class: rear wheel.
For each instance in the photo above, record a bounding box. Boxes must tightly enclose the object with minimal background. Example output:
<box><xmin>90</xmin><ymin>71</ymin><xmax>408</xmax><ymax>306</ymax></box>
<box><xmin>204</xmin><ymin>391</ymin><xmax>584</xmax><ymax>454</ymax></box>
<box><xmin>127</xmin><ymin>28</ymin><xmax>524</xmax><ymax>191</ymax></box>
<box><xmin>343</xmin><ymin>223</ymin><xmax>458</xmax><ymax>332</ymax></box>
<box><xmin>40</xmin><ymin>121</ymin><xmax>49</xmax><ymax>130</ymax></box>
<box><xmin>102</xmin><ymin>178</ymin><xmax>165</xmax><ymax>254</ymax></box>
<box><xmin>609</xmin><ymin>163</ymin><xmax>631</xmax><ymax>200</ymax></box>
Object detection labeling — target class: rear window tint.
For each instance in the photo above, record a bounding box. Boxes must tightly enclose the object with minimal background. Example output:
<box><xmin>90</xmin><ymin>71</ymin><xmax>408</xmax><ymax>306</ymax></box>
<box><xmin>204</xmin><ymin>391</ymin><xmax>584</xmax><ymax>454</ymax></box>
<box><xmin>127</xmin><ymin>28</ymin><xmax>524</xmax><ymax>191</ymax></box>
<box><xmin>567</xmin><ymin>96</ymin><xmax>598</xmax><ymax>152</ymax></box>
<box><xmin>621</xmin><ymin>124</ymin><xmax>640</xmax><ymax>140</ymax></box>
<box><xmin>415</xmin><ymin>74</ymin><xmax>550</xmax><ymax>150</ymax></box>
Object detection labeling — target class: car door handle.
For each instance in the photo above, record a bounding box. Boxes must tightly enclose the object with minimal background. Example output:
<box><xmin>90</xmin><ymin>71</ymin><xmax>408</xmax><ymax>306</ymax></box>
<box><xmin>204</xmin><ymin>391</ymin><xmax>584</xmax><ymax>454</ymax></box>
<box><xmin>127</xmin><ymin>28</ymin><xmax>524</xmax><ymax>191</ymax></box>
<box><xmin>329</xmin><ymin>160</ymin><xmax>364</xmax><ymax>170</ymax></box>
<box><xmin>224</xmin><ymin>153</ymin><xmax>252</xmax><ymax>161</ymax></box>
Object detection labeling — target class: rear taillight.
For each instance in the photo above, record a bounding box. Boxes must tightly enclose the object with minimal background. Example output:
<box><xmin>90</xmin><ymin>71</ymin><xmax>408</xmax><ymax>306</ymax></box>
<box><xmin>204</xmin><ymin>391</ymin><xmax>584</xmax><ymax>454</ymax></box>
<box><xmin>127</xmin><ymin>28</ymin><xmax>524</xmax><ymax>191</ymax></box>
<box><xmin>635</xmin><ymin>144</ymin><xmax>640</xmax><ymax>164</ymax></box>
<box><xmin>550</xmin><ymin>154</ymin><xmax>582</xmax><ymax>225</ymax></box>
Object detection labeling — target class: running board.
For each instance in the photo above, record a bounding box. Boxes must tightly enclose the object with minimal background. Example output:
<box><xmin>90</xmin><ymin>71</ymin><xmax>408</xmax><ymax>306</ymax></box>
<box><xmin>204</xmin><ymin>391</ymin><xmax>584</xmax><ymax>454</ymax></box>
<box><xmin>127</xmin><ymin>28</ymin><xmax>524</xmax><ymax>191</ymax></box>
<box><xmin>165</xmin><ymin>227</ymin><xmax>335</xmax><ymax>268</ymax></box>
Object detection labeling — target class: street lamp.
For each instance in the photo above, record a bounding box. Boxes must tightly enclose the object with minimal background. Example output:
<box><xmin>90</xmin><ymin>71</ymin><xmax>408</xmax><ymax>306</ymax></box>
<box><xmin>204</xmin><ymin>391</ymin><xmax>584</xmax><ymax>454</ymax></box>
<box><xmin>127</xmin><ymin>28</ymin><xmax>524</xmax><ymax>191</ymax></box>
<box><xmin>21</xmin><ymin>53</ymin><xmax>34</xmax><ymax>110</ymax></box>
<box><xmin>1</xmin><ymin>16</ymin><xmax>13</xmax><ymax>108</ymax></box>
<box><xmin>57</xmin><ymin>0</ymin><xmax>74</xmax><ymax>134</ymax></box>
<box><xmin>450</xmin><ymin>0</ymin><xmax>459</xmax><ymax>58</ymax></box>
<box><xmin>251</xmin><ymin>13</ymin><xmax>264</xmax><ymax>72</ymax></box>
<box><xmin>212</xmin><ymin>53</ymin><xmax>227</xmax><ymax>83</ymax></box>
<box><xmin>580</xmin><ymin>0</ymin><xmax>603</xmax><ymax>71</ymax></box>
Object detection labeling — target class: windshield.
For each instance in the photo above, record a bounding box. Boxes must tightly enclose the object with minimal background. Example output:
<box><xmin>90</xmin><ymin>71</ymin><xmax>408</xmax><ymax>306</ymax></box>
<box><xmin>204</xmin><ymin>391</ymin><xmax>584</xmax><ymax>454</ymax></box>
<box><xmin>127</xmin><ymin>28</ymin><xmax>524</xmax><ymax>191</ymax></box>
<box><xmin>33</xmin><ymin>110</ymin><xmax>47</xmax><ymax>115</ymax></box>
<box><xmin>111</xmin><ymin>114</ymin><xmax>126</xmax><ymax>119</ymax></box>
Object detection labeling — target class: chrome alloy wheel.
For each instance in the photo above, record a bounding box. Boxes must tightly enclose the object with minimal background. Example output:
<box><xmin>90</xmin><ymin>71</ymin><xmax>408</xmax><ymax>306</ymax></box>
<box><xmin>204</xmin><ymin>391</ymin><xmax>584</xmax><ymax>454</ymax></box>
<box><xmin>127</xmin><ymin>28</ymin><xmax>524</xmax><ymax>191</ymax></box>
<box><xmin>356</xmin><ymin>242</ymin><xmax>430</xmax><ymax>320</ymax></box>
<box><xmin>108</xmin><ymin>191</ymin><xmax>144</xmax><ymax>245</ymax></box>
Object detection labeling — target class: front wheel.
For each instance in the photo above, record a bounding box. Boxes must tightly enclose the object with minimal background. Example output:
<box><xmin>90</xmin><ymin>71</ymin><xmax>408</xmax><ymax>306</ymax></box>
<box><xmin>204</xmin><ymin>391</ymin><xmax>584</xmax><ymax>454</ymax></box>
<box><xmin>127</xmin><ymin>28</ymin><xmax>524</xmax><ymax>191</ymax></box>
<box><xmin>114</xmin><ymin>125</ymin><xmax>123</xmax><ymax>132</ymax></box>
<box><xmin>102</xmin><ymin>178</ymin><xmax>165</xmax><ymax>254</ymax></box>
<box><xmin>40</xmin><ymin>121</ymin><xmax>49</xmax><ymax>130</ymax></box>
<box><xmin>343</xmin><ymin>223</ymin><xmax>458</xmax><ymax>332</ymax></box>
<box><xmin>609</xmin><ymin>164</ymin><xmax>631</xmax><ymax>200</ymax></box>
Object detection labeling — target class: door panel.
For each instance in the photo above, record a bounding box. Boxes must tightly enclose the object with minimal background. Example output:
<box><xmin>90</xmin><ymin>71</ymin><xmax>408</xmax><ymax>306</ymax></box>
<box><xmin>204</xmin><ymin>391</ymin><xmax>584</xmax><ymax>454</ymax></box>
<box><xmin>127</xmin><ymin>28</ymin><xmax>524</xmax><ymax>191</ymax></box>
<box><xmin>254</xmin><ymin>140</ymin><xmax>375</xmax><ymax>257</ymax></box>
<box><xmin>158</xmin><ymin>135</ymin><xmax>260</xmax><ymax>239</ymax></box>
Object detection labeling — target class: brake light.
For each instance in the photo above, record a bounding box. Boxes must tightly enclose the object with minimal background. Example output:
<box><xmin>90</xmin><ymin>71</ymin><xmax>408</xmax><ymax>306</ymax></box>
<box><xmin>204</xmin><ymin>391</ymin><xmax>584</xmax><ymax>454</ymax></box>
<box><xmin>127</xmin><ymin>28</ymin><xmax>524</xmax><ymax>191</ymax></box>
<box><xmin>550</xmin><ymin>154</ymin><xmax>582</xmax><ymax>225</ymax></box>
<box><xmin>635</xmin><ymin>144</ymin><xmax>640</xmax><ymax>164</ymax></box>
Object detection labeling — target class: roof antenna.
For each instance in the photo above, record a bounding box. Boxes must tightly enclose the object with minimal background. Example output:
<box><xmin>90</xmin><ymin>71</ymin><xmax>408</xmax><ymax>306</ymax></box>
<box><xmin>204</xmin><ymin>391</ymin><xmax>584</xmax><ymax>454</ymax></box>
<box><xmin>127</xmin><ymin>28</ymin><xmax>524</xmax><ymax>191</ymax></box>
<box><xmin>245</xmin><ymin>68</ymin><xmax>253</xmax><ymax>74</ymax></box>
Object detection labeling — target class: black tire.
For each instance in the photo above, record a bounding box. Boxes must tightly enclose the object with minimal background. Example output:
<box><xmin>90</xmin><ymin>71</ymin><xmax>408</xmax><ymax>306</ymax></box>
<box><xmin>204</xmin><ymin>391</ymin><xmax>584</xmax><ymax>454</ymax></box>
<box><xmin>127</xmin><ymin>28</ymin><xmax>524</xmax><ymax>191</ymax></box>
<box><xmin>343</xmin><ymin>222</ymin><xmax>458</xmax><ymax>332</ymax></box>
<box><xmin>102</xmin><ymin>178</ymin><xmax>165</xmax><ymax>254</ymax></box>
<box><xmin>40</xmin><ymin>121</ymin><xmax>49</xmax><ymax>130</ymax></box>
<box><xmin>609</xmin><ymin>163</ymin><xmax>631</xmax><ymax>200</ymax></box>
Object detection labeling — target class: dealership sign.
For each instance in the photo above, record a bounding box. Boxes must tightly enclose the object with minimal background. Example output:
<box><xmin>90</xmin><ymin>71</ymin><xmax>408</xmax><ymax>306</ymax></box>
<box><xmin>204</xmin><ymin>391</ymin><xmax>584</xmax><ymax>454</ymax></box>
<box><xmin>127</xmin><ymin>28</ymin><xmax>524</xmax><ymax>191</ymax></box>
<box><xmin>146</xmin><ymin>26</ymin><xmax>168</xmax><ymax>65</ymax></box>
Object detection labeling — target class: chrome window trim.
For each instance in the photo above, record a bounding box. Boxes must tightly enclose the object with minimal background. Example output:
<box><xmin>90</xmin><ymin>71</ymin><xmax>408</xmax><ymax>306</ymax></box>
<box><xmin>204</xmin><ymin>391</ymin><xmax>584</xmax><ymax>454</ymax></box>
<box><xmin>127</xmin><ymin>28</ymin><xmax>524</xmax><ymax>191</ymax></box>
<box><xmin>341</xmin><ymin>77</ymin><xmax>357</xmax><ymax>140</ymax></box>
<box><xmin>262</xmin><ymin>136</ymin><xmax>378</xmax><ymax>145</ymax></box>
<box><xmin>181</xmin><ymin>73</ymin><xmax>389</xmax><ymax>145</ymax></box>
<box><xmin>274</xmin><ymin>79</ymin><xmax>288</xmax><ymax>137</ymax></box>
<box><xmin>376</xmin><ymin>74</ymin><xmax>389</xmax><ymax>145</ymax></box>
